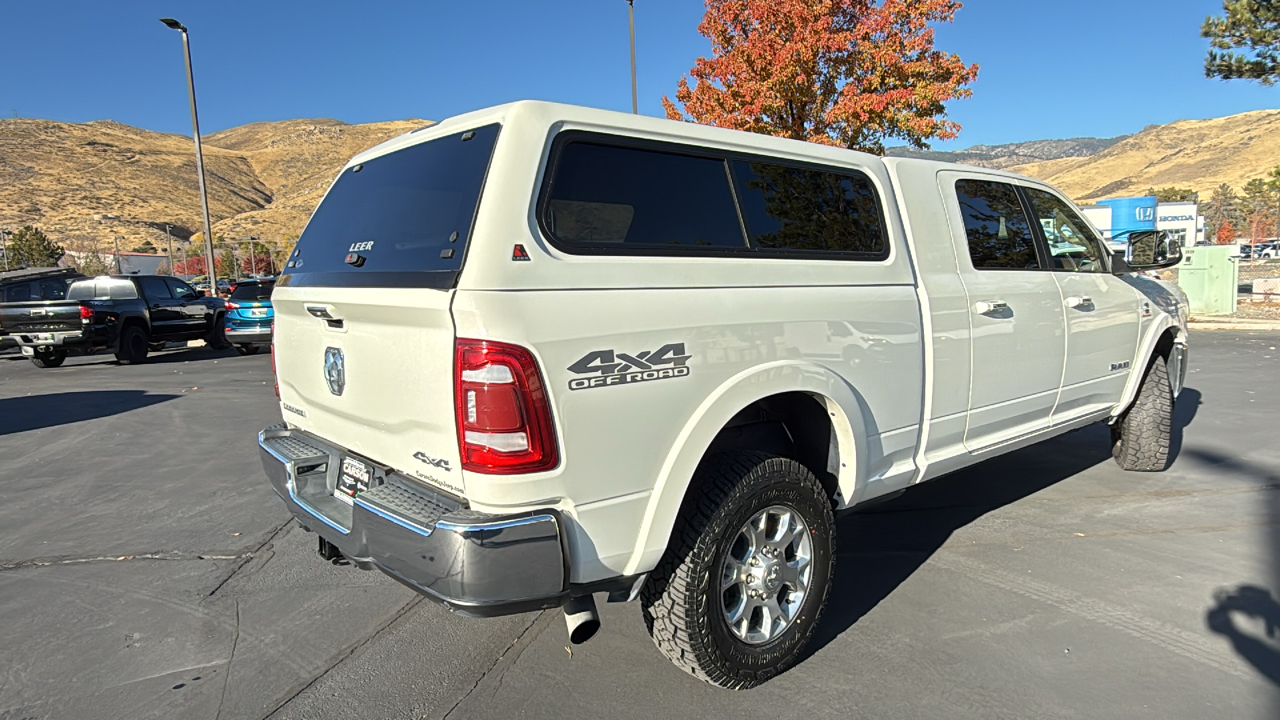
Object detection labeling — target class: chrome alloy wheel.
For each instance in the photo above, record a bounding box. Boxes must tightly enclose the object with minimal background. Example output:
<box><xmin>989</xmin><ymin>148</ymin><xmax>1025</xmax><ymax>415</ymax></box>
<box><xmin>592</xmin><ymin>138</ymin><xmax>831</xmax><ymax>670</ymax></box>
<box><xmin>719</xmin><ymin>504</ymin><xmax>813</xmax><ymax>644</ymax></box>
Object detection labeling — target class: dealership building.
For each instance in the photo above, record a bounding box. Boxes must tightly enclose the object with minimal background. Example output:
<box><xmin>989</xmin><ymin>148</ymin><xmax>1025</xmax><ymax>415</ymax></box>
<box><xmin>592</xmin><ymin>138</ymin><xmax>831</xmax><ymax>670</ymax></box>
<box><xmin>1078</xmin><ymin>196</ymin><xmax>1204</xmax><ymax>249</ymax></box>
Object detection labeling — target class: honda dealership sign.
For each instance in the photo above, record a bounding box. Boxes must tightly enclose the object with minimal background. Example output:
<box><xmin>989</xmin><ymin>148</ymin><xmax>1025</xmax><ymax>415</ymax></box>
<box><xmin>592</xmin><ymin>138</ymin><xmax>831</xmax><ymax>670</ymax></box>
<box><xmin>1096</xmin><ymin>196</ymin><xmax>1159</xmax><ymax>235</ymax></box>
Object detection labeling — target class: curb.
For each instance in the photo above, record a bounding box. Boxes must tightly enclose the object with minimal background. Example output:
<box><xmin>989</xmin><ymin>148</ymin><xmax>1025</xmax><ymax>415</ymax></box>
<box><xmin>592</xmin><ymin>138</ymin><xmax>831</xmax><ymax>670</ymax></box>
<box><xmin>1189</xmin><ymin>320</ymin><xmax>1280</xmax><ymax>331</ymax></box>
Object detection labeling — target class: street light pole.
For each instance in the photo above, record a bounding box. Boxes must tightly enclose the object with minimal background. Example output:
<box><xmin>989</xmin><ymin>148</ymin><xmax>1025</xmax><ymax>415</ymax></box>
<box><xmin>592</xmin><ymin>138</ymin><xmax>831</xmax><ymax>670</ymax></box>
<box><xmin>627</xmin><ymin>0</ymin><xmax>638</xmax><ymax>114</ymax></box>
<box><xmin>0</xmin><ymin>229</ymin><xmax>9</xmax><ymax>271</ymax></box>
<box><xmin>160</xmin><ymin>18</ymin><xmax>218</xmax><ymax>294</ymax></box>
<box><xmin>165</xmin><ymin>223</ymin><xmax>173</xmax><ymax>272</ymax></box>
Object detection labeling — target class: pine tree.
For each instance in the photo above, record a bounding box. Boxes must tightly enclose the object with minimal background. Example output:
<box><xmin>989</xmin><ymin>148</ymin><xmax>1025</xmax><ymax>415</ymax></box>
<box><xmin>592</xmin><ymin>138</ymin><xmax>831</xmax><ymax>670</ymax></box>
<box><xmin>1203</xmin><ymin>0</ymin><xmax>1280</xmax><ymax>85</ymax></box>
<box><xmin>217</xmin><ymin>249</ymin><xmax>236</xmax><ymax>279</ymax></box>
<box><xmin>1203</xmin><ymin>183</ymin><xmax>1243</xmax><ymax>242</ymax></box>
<box><xmin>1241</xmin><ymin>178</ymin><xmax>1279</xmax><ymax>242</ymax></box>
<box><xmin>5</xmin><ymin>226</ymin><xmax>65</xmax><ymax>269</ymax></box>
<box><xmin>1144</xmin><ymin>187</ymin><xmax>1198</xmax><ymax>203</ymax></box>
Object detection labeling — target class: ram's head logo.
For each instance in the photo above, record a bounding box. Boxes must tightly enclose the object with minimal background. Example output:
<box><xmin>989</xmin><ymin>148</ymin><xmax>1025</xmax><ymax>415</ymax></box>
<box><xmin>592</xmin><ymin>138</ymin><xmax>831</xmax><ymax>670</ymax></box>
<box><xmin>324</xmin><ymin>347</ymin><xmax>345</xmax><ymax>396</ymax></box>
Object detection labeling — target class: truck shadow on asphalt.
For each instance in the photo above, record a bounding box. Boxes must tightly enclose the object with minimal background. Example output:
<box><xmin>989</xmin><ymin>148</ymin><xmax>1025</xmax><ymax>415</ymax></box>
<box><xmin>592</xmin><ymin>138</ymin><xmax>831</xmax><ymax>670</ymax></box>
<box><xmin>0</xmin><ymin>390</ymin><xmax>180</xmax><ymax>435</ymax></box>
<box><xmin>804</xmin><ymin>387</ymin><xmax>1203</xmax><ymax>660</ymax></box>
<box><xmin>1188</xmin><ymin>446</ymin><xmax>1280</xmax><ymax>687</ymax></box>
<box><xmin>51</xmin><ymin>346</ymin><xmax>244</xmax><ymax>367</ymax></box>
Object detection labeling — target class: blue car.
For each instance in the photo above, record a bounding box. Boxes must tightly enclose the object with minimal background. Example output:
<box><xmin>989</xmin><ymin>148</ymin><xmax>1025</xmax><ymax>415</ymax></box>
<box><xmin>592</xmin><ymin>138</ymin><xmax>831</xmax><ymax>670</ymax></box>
<box><xmin>224</xmin><ymin>278</ymin><xmax>274</xmax><ymax>355</ymax></box>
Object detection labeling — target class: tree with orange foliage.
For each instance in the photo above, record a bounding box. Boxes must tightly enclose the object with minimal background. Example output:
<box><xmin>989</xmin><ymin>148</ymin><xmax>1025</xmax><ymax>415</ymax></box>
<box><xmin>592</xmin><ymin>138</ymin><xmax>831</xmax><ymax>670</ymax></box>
<box><xmin>1215</xmin><ymin>220</ymin><xmax>1237</xmax><ymax>245</ymax></box>
<box><xmin>663</xmin><ymin>0</ymin><xmax>979</xmax><ymax>154</ymax></box>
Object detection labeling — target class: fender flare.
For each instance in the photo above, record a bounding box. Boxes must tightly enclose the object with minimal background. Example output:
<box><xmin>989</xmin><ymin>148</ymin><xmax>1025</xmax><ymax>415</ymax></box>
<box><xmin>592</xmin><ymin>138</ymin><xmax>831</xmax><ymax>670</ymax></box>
<box><xmin>110</xmin><ymin>313</ymin><xmax>150</xmax><ymax>352</ymax></box>
<box><xmin>1112</xmin><ymin>315</ymin><xmax>1184</xmax><ymax>418</ymax></box>
<box><xmin>620</xmin><ymin>360</ymin><xmax>868</xmax><ymax>576</ymax></box>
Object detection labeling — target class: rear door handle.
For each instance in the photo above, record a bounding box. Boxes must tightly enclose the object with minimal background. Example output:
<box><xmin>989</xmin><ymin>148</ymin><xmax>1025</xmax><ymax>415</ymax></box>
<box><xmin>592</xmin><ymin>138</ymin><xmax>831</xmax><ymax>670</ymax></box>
<box><xmin>1066</xmin><ymin>296</ymin><xmax>1093</xmax><ymax>309</ymax></box>
<box><xmin>974</xmin><ymin>300</ymin><xmax>1008</xmax><ymax>315</ymax></box>
<box><xmin>306</xmin><ymin>305</ymin><xmax>346</xmax><ymax>331</ymax></box>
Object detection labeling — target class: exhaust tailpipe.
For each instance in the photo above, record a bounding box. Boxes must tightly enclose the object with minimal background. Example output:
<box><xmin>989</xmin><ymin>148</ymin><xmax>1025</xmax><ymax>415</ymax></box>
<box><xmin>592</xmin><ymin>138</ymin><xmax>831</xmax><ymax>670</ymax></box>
<box><xmin>563</xmin><ymin>594</ymin><xmax>600</xmax><ymax>645</ymax></box>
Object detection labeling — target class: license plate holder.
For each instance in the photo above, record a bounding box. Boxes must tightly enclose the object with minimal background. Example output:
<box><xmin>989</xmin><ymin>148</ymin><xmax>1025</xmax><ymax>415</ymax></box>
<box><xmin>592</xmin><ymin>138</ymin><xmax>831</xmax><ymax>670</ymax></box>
<box><xmin>249</xmin><ymin>309</ymin><xmax>268</xmax><ymax>317</ymax></box>
<box><xmin>334</xmin><ymin>456</ymin><xmax>374</xmax><ymax>505</ymax></box>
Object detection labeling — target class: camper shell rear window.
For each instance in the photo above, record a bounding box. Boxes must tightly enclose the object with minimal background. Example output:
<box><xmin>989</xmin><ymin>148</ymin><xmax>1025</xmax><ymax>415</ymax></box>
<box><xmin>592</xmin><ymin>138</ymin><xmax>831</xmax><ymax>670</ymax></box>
<box><xmin>278</xmin><ymin>124</ymin><xmax>500</xmax><ymax>289</ymax></box>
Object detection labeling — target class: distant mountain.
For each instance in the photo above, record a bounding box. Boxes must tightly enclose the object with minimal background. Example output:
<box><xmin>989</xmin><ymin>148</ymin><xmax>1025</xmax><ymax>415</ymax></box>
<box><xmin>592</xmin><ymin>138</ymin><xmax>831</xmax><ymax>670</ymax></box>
<box><xmin>886</xmin><ymin>136</ymin><xmax>1130</xmax><ymax>170</ymax></box>
<box><xmin>4</xmin><ymin>109</ymin><xmax>1279</xmax><ymax>256</ymax></box>
<box><xmin>0</xmin><ymin>116</ymin><xmax>427</xmax><ymax>254</ymax></box>
<box><xmin>1007</xmin><ymin>109</ymin><xmax>1280</xmax><ymax>202</ymax></box>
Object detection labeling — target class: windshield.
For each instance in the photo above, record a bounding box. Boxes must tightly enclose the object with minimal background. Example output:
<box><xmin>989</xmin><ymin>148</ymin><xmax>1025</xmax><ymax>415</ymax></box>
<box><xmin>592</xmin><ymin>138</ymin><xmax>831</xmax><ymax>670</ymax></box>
<box><xmin>281</xmin><ymin>123</ymin><xmax>500</xmax><ymax>288</ymax></box>
<box><xmin>230</xmin><ymin>282</ymin><xmax>274</xmax><ymax>301</ymax></box>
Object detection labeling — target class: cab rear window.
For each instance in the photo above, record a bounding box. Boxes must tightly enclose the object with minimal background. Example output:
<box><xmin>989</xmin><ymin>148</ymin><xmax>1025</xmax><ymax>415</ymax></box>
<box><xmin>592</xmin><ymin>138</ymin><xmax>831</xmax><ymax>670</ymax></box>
<box><xmin>67</xmin><ymin>278</ymin><xmax>139</xmax><ymax>300</ymax></box>
<box><xmin>282</xmin><ymin>124</ymin><xmax>500</xmax><ymax>288</ymax></box>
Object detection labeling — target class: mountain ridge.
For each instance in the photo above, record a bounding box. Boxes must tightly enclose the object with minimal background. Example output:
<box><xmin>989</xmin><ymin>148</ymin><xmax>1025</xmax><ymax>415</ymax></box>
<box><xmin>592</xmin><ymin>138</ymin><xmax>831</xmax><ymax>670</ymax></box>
<box><xmin>886</xmin><ymin>135</ymin><xmax>1130</xmax><ymax>170</ymax></box>
<box><xmin>2</xmin><ymin>109</ymin><xmax>1278</xmax><ymax>258</ymax></box>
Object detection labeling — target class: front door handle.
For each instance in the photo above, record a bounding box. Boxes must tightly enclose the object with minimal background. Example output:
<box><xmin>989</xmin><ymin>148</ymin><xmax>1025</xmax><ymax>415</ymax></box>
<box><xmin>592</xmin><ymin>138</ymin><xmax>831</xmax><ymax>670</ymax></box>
<box><xmin>1066</xmin><ymin>296</ymin><xmax>1093</xmax><ymax>309</ymax></box>
<box><xmin>974</xmin><ymin>300</ymin><xmax>1009</xmax><ymax>315</ymax></box>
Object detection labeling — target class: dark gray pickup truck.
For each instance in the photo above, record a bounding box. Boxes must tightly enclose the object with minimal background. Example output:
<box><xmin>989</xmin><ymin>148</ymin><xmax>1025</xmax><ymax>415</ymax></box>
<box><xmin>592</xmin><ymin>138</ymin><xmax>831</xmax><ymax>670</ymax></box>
<box><xmin>0</xmin><ymin>274</ymin><xmax>231</xmax><ymax>368</ymax></box>
<box><xmin>0</xmin><ymin>267</ymin><xmax>83</xmax><ymax>350</ymax></box>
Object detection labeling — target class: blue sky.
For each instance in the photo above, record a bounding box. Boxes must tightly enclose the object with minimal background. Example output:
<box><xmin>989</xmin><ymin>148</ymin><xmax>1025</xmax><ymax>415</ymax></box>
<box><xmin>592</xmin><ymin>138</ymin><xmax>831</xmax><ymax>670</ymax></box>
<box><xmin>2</xmin><ymin>0</ymin><xmax>1275</xmax><ymax>150</ymax></box>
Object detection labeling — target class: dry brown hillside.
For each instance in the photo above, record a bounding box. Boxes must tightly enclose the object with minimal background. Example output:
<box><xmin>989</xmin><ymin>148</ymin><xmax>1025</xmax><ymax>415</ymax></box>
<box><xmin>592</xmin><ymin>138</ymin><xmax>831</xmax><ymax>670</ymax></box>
<box><xmin>0</xmin><ymin>116</ymin><xmax>426</xmax><ymax>258</ymax></box>
<box><xmin>4</xmin><ymin>109</ymin><xmax>1278</xmax><ymax>263</ymax></box>
<box><xmin>203</xmin><ymin>118</ymin><xmax>426</xmax><ymax>243</ymax></box>
<box><xmin>0</xmin><ymin>118</ymin><xmax>269</xmax><ymax>253</ymax></box>
<box><xmin>1010</xmin><ymin>109</ymin><xmax>1280</xmax><ymax>202</ymax></box>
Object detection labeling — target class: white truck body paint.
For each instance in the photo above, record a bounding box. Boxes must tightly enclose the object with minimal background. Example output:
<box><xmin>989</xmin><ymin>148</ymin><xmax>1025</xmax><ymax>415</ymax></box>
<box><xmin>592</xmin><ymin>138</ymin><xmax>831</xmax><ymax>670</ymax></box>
<box><xmin>271</xmin><ymin>101</ymin><xmax>1188</xmax><ymax>585</ymax></box>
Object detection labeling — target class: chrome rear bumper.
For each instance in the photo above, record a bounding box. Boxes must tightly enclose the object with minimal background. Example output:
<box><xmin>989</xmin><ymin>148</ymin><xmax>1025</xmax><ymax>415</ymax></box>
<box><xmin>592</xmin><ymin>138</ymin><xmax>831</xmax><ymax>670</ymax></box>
<box><xmin>258</xmin><ymin>424</ymin><xmax>570</xmax><ymax>616</ymax></box>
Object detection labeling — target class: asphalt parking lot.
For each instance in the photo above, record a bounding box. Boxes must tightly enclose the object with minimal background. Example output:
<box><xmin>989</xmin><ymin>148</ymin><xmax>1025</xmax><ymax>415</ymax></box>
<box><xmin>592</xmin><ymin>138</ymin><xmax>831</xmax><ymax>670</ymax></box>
<box><xmin>2</xmin><ymin>333</ymin><xmax>1280</xmax><ymax>720</ymax></box>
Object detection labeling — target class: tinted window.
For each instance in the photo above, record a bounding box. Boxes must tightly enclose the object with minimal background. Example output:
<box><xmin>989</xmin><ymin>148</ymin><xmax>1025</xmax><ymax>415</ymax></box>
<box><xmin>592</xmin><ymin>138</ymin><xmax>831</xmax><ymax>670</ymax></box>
<box><xmin>140</xmin><ymin>277</ymin><xmax>172</xmax><ymax>300</ymax></box>
<box><xmin>287</xmin><ymin>124</ymin><xmax>500</xmax><ymax>285</ymax></box>
<box><xmin>543</xmin><ymin>142</ymin><xmax>745</xmax><ymax>250</ymax></box>
<box><xmin>732</xmin><ymin>161</ymin><xmax>886</xmax><ymax>256</ymax></box>
<box><xmin>1024</xmin><ymin>188</ymin><xmax>1106</xmax><ymax>272</ymax></box>
<box><xmin>67</xmin><ymin>278</ymin><xmax>139</xmax><ymax>300</ymax></box>
<box><xmin>167</xmin><ymin>278</ymin><xmax>197</xmax><ymax>301</ymax></box>
<box><xmin>955</xmin><ymin>180</ymin><xmax>1039</xmax><ymax>269</ymax></box>
<box><xmin>39</xmin><ymin>278</ymin><xmax>68</xmax><ymax>300</ymax></box>
<box><xmin>3</xmin><ymin>282</ymin><xmax>32</xmax><ymax>302</ymax></box>
<box><xmin>230</xmin><ymin>281</ymin><xmax>274</xmax><ymax>300</ymax></box>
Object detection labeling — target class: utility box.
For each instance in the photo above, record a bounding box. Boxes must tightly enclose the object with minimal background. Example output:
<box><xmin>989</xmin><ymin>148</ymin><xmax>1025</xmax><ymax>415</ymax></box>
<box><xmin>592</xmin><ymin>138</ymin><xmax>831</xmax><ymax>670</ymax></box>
<box><xmin>1176</xmin><ymin>245</ymin><xmax>1239</xmax><ymax>316</ymax></box>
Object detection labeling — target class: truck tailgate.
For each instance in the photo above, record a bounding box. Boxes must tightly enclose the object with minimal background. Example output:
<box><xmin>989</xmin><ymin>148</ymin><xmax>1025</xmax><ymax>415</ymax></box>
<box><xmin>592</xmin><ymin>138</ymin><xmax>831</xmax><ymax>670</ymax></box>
<box><xmin>272</xmin><ymin>285</ymin><xmax>464</xmax><ymax>496</ymax></box>
<box><xmin>0</xmin><ymin>301</ymin><xmax>82</xmax><ymax>334</ymax></box>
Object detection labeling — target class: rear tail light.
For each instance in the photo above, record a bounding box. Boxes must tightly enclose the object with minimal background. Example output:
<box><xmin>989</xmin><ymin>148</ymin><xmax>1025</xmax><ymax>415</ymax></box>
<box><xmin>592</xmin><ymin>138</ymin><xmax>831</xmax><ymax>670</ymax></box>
<box><xmin>79</xmin><ymin>304</ymin><xmax>93</xmax><ymax>321</ymax></box>
<box><xmin>455</xmin><ymin>338</ymin><xmax>558</xmax><ymax>474</ymax></box>
<box><xmin>225</xmin><ymin>300</ymin><xmax>241</xmax><ymax>309</ymax></box>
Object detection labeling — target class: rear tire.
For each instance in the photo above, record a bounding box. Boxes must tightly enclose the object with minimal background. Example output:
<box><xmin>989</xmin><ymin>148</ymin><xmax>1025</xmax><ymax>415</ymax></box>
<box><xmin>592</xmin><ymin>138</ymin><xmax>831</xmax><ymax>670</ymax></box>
<box><xmin>1112</xmin><ymin>355</ymin><xmax>1173</xmax><ymax>471</ymax></box>
<box><xmin>208</xmin><ymin>315</ymin><xmax>232</xmax><ymax>350</ymax></box>
<box><xmin>115</xmin><ymin>325</ymin><xmax>149</xmax><ymax>365</ymax></box>
<box><xmin>30</xmin><ymin>350</ymin><xmax>66</xmax><ymax>368</ymax></box>
<box><xmin>235</xmin><ymin>344</ymin><xmax>260</xmax><ymax>356</ymax></box>
<box><xmin>641</xmin><ymin>451</ymin><xmax>834</xmax><ymax>689</ymax></box>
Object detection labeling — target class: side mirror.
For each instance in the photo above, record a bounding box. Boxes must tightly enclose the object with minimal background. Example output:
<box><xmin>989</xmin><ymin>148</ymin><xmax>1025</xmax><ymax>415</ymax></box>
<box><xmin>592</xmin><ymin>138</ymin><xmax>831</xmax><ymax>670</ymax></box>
<box><xmin>1115</xmin><ymin>230</ymin><xmax>1182</xmax><ymax>272</ymax></box>
<box><xmin>195</xmin><ymin>290</ymin><xmax>206</xmax><ymax>298</ymax></box>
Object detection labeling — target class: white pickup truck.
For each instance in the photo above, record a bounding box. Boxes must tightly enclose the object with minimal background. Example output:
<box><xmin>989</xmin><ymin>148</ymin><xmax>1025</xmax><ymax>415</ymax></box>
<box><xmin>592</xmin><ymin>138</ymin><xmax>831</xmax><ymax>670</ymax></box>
<box><xmin>258</xmin><ymin>101</ymin><xmax>1188</xmax><ymax>689</ymax></box>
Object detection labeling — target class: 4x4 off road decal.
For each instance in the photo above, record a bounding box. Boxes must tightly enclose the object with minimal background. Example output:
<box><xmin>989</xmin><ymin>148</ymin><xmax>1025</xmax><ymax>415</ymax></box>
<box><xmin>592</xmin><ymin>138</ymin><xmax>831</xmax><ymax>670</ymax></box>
<box><xmin>567</xmin><ymin>343</ymin><xmax>691</xmax><ymax>391</ymax></box>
